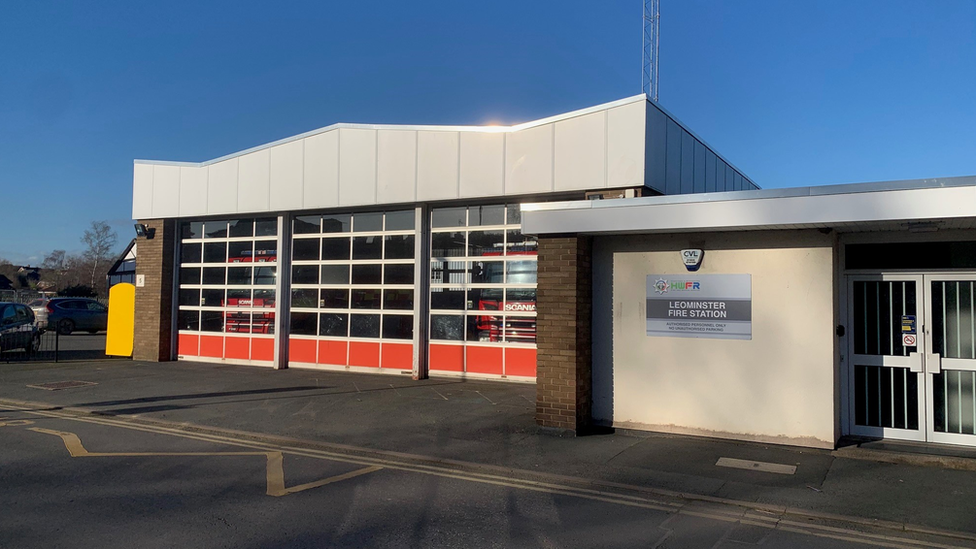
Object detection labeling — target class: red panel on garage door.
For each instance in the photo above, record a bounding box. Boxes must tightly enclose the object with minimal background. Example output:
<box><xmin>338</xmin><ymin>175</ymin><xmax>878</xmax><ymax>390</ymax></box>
<box><xmin>429</xmin><ymin>344</ymin><xmax>463</xmax><ymax>372</ymax></box>
<box><xmin>224</xmin><ymin>337</ymin><xmax>250</xmax><ymax>360</ymax></box>
<box><xmin>466</xmin><ymin>346</ymin><xmax>503</xmax><ymax>375</ymax></box>
<box><xmin>505</xmin><ymin>348</ymin><xmax>536</xmax><ymax>378</ymax></box>
<box><xmin>199</xmin><ymin>335</ymin><xmax>223</xmax><ymax>358</ymax></box>
<box><xmin>251</xmin><ymin>338</ymin><xmax>274</xmax><ymax>362</ymax></box>
<box><xmin>349</xmin><ymin>341</ymin><xmax>379</xmax><ymax>368</ymax></box>
<box><xmin>178</xmin><ymin>334</ymin><xmax>199</xmax><ymax>357</ymax></box>
<box><xmin>318</xmin><ymin>340</ymin><xmax>347</xmax><ymax>366</ymax></box>
<box><xmin>381</xmin><ymin>343</ymin><xmax>412</xmax><ymax>370</ymax></box>
<box><xmin>289</xmin><ymin>338</ymin><xmax>317</xmax><ymax>364</ymax></box>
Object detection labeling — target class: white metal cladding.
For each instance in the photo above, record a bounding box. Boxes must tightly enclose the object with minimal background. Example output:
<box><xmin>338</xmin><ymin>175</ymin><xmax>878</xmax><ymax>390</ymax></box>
<box><xmin>521</xmin><ymin>177</ymin><xmax>976</xmax><ymax>235</ymax></box>
<box><xmin>133</xmin><ymin>96</ymin><xmax>652</xmax><ymax>220</ymax></box>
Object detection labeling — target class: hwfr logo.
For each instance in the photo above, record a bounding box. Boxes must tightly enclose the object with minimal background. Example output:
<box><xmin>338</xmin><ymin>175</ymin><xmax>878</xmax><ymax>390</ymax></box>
<box><xmin>653</xmin><ymin>278</ymin><xmax>701</xmax><ymax>295</ymax></box>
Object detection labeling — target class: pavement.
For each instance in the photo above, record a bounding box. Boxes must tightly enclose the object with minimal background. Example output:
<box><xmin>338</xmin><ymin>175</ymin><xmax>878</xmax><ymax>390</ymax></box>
<box><xmin>4</xmin><ymin>358</ymin><xmax>976</xmax><ymax>546</ymax></box>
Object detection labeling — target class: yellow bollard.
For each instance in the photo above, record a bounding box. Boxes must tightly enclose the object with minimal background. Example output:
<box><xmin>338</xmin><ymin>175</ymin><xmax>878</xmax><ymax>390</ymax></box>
<box><xmin>105</xmin><ymin>283</ymin><xmax>135</xmax><ymax>357</ymax></box>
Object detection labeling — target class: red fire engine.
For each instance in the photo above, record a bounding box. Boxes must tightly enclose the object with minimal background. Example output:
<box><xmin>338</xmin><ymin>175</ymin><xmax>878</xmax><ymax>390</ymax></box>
<box><xmin>225</xmin><ymin>249</ymin><xmax>276</xmax><ymax>334</ymax></box>
<box><xmin>472</xmin><ymin>240</ymin><xmax>537</xmax><ymax>343</ymax></box>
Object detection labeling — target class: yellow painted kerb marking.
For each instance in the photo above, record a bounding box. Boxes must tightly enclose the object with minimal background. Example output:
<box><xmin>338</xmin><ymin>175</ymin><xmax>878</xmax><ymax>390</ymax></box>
<box><xmin>28</xmin><ymin>427</ymin><xmax>381</xmax><ymax>497</ymax></box>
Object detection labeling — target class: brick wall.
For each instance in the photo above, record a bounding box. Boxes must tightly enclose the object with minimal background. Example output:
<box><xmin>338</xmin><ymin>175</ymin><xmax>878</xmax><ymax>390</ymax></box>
<box><xmin>133</xmin><ymin>219</ymin><xmax>176</xmax><ymax>361</ymax></box>
<box><xmin>535</xmin><ymin>235</ymin><xmax>592</xmax><ymax>433</ymax></box>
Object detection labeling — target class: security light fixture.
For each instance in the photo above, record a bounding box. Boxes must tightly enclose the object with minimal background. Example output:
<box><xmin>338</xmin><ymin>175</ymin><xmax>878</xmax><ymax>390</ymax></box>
<box><xmin>134</xmin><ymin>223</ymin><xmax>155</xmax><ymax>239</ymax></box>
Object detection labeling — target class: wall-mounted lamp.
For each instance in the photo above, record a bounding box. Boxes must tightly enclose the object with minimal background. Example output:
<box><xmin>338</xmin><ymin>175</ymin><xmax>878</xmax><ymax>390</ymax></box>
<box><xmin>134</xmin><ymin>223</ymin><xmax>155</xmax><ymax>239</ymax></box>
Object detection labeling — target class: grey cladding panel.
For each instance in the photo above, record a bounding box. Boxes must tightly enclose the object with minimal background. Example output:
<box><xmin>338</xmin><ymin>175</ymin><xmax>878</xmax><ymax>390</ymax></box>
<box><xmin>694</xmin><ymin>140</ymin><xmax>706</xmax><ymax>193</ymax></box>
<box><xmin>645</xmin><ymin>106</ymin><xmax>668</xmax><ymax>193</ymax></box>
<box><xmin>665</xmin><ymin>119</ymin><xmax>682</xmax><ymax>195</ymax></box>
<box><xmin>680</xmin><ymin>131</ymin><xmax>695</xmax><ymax>194</ymax></box>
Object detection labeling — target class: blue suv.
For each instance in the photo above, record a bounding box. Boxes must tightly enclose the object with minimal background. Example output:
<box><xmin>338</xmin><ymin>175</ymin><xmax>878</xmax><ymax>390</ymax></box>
<box><xmin>46</xmin><ymin>298</ymin><xmax>109</xmax><ymax>335</ymax></box>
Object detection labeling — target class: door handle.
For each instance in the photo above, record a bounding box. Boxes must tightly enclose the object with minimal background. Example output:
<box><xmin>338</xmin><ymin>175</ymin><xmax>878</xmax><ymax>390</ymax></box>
<box><xmin>908</xmin><ymin>352</ymin><xmax>923</xmax><ymax>373</ymax></box>
<box><xmin>927</xmin><ymin>353</ymin><xmax>942</xmax><ymax>375</ymax></box>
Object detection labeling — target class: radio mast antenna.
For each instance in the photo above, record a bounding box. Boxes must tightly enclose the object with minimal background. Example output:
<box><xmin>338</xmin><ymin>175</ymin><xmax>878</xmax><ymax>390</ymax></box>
<box><xmin>642</xmin><ymin>0</ymin><xmax>660</xmax><ymax>102</ymax></box>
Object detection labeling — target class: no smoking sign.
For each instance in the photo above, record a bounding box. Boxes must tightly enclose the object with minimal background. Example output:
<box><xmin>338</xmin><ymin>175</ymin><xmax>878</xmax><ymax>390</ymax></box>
<box><xmin>903</xmin><ymin>334</ymin><xmax>917</xmax><ymax>347</ymax></box>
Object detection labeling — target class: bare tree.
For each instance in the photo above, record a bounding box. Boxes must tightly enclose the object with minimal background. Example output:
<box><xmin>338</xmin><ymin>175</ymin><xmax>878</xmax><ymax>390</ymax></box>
<box><xmin>81</xmin><ymin>221</ymin><xmax>118</xmax><ymax>292</ymax></box>
<box><xmin>41</xmin><ymin>249</ymin><xmax>68</xmax><ymax>290</ymax></box>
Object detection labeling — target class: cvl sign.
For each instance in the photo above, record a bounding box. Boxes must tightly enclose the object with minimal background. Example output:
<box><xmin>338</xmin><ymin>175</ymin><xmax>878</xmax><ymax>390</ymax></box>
<box><xmin>681</xmin><ymin>249</ymin><xmax>704</xmax><ymax>271</ymax></box>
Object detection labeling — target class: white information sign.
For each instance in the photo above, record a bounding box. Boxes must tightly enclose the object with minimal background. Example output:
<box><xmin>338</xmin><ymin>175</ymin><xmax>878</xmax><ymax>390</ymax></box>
<box><xmin>646</xmin><ymin>274</ymin><xmax>752</xmax><ymax>340</ymax></box>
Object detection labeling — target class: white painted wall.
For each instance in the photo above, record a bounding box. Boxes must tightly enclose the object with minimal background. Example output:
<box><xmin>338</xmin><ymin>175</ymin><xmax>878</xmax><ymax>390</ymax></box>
<box><xmin>132</xmin><ymin>96</ymin><xmax>649</xmax><ymax>219</ymax></box>
<box><xmin>592</xmin><ymin>230</ymin><xmax>838</xmax><ymax>448</ymax></box>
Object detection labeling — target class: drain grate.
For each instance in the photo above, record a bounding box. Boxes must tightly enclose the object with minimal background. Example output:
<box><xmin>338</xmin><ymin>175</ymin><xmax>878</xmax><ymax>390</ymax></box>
<box><xmin>27</xmin><ymin>380</ymin><xmax>98</xmax><ymax>391</ymax></box>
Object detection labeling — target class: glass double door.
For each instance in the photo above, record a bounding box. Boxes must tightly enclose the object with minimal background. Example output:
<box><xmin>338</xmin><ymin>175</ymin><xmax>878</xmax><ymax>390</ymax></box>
<box><xmin>849</xmin><ymin>274</ymin><xmax>976</xmax><ymax>446</ymax></box>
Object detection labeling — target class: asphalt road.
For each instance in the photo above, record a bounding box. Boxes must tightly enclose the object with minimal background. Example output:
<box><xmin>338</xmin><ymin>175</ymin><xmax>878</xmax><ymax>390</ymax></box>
<box><xmin>1</xmin><ymin>405</ymin><xmax>966</xmax><ymax>549</ymax></box>
<box><xmin>2</xmin><ymin>333</ymin><xmax>110</xmax><ymax>363</ymax></box>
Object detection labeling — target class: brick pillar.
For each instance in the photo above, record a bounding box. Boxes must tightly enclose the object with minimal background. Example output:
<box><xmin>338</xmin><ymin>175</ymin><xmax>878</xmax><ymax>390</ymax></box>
<box><xmin>535</xmin><ymin>235</ymin><xmax>592</xmax><ymax>434</ymax></box>
<box><xmin>133</xmin><ymin>219</ymin><xmax>176</xmax><ymax>362</ymax></box>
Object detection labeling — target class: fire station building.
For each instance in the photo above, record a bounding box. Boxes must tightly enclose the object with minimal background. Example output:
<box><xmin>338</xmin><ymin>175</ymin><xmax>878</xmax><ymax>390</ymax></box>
<box><xmin>133</xmin><ymin>94</ymin><xmax>976</xmax><ymax>450</ymax></box>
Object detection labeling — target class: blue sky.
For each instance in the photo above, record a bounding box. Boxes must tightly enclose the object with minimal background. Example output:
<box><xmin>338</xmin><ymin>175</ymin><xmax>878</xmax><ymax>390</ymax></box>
<box><xmin>1</xmin><ymin>0</ymin><xmax>974</xmax><ymax>265</ymax></box>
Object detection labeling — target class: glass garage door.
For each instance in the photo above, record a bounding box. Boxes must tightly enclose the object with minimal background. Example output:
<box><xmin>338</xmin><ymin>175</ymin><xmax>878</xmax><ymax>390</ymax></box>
<box><xmin>288</xmin><ymin>210</ymin><xmax>416</xmax><ymax>371</ymax></box>
<box><xmin>176</xmin><ymin>218</ymin><xmax>279</xmax><ymax>365</ymax></box>
<box><xmin>428</xmin><ymin>204</ymin><xmax>538</xmax><ymax>380</ymax></box>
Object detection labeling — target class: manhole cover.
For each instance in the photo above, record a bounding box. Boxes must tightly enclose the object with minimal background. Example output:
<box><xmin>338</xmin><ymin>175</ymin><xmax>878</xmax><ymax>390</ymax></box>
<box><xmin>27</xmin><ymin>380</ymin><xmax>98</xmax><ymax>391</ymax></box>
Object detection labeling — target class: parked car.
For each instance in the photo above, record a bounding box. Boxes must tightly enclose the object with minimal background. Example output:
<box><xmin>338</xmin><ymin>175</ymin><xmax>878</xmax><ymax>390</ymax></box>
<box><xmin>27</xmin><ymin>298</ymin><xmax>50</xmax><ymax>329</ymax></box>
<box><xmin>0</xmin><ymin>302</ymin><xmax>41</xmax><ymax>354</ymax></box>
<box><xmin>45</xmin><ymin>298</ymin><xmax>109</xmax><ymax>335</ymax></box>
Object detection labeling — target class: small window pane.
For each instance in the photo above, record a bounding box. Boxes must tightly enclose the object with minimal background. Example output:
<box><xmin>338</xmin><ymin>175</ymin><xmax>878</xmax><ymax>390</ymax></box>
<box><xmin>291</xmin><ymin>289</ymin><xmax>318</xmax><ymax>308</ymax></box>
<box><xmin>201</xmin><ymin>289</ymin><xmax>224</xmax><ymax>307</ymax></box>
<box><xmin>320</xmin><ymin>289</ymin><xmax>349</xmax><ymax>309</ymax></box>
<box><xmin>180</xmin><ymin>267</ymin><xmax>201</xmax><ymax>285</ymax></box>
<box><xmin>470</xmin><ymin>261</ymin><xmax>504</xmax><ymax>284</ymax></box>
<box><xmin>254</xmin><ymin>241</ymin><xmax>276</xmax><ymax>262</ymax></box>
<box><xmin>294</xmin><ymin>216</ymin><xmax>320</xmax><ymax>234</ymax></box>
<box><xmin>181</xmin><ymin>243</ymin><xmax>202</xmax><ymax>263</ymax></box>
<box><xmin>432</xmin><ymin>232</ymin><xmax>465</xmax><ymax>258</ymax></box>
<box><xmin>253</xmin><ymin>289</ymin><xmax>276</xmax><ymax>307</ymax></box>
<box><xmin>431</xmin><ymin>289</ymin><xmax>465</xmax><ymax>310</ymax></box>
<box><xmin>353</xmin><ymin>236</ymin><xmax>382</xmax><ymax>259</ymax></box>
<box><xmin>228</xmin><ymin>241</ymin><xmax>253</xmax><ymax>262</ymax></box>
<box><xmin>227</xmin><ymin>289</ymin><xmax>251</xmax><ymax>304</ymax></box>
<box><xmin>182</xmin><ymin>221</ymin><xmax>203</xmax><ymax>239</ymax></box>
<box><xmin>354</xmin><ymin>212</ymin><xmax>383</xmax><ymax>232</ymax></box>
<box><xmin>430</xmin><ymin>260</ymin><xmax>465</xmax><ymax>284</ymax></box>
<box><xmin>506</xmin><ymin>204</ymin><xmax>522</xmax><ymax>225</ymax></box>
<box><xmin>292</xmin><ymin>265</ymin><xmax>318</xmax><ymax>285</ymax></box>
<box><xmin>430</xmin><ymin>315</ymin><xmax>463</xmax><ymax>340</ymax></box>
<box><xmin>255</xmin><ymin>311</ymin><xmax>276</xmax><ymax>334</ymax></box>
<box><xmin>322</xmin><ymin>214</ymin><xmax>351</xmax><ymax>233</ymax></box>
<box><xmin>431</xmin><ymin>207</ymin><xmax>466</xmax><ymax>228</ymax></box>
<box><xmin>469</xmin><ymin>205</ymin><xmax>505</xmax><ymax>226</ymax></box>
<box><xmin>255</xmin><ymin>217</ymin><xmax>278</xmax><ymax>236</ymax></box>
<box><xmin>385</xmin><ymin>210</ymin><xmax>415</xmax><ymax>231</ymax></box>
<box><xmin>201</xmin><ymin>311</ymin><xmax>223</xmax><ymax>332</ymax></box>
<box><xmin>384</xmin><ymin>235</ymin><xmax>414</xmax><ymax>259</ymax></box>
<box><xmin>506</xmin><ymin>230</ymin><xmax>537</xmax><ymax>255</ymax></box>
<box><xmin>382</xmin><ymin>315</ymin><xmax>413</xmax><ymax>340</ymax></box>
<box><xmin>384</xmin><ymin>264</ymin><xmax>414</xmax><ymax>285</ymax></box>
<box><xmin>505</xmin><ymin>317</ymin><xmax>536</xmax><ymax>344</ymax></box>
<box><xmin>506</xmin><ymin>260</ymin><xmax>537</xmax><ymax>284</ymax></box>
<box><xmin>468</xmin><ymin>313</ymin><xmax>502</xmax><ymax>342</ymax></box>
<box><xmin>254</xmin><ymin>267</ymin><xmax>277</xmax><ymax>285</ymax></box>
<box><xmin>506</xmin><ymin>289</ymin><xmax>537</xmax><ymax>311</ymax></box>
<box><xmin>321</xmin><ymin>265</ymin><xmax>349</xmax><ymax>284</ymax></box>
<box><xmin>350</xmin><ymin>314</ymin><xmax>380</xmax><ymax>338</ymax></box>
<box><xmin>352</xmin><ymin>265</ymin><xmax>382</xmax><ymax>284</ymax></box>
<box><xmin>322</xmin><ymin>238</ymin><xmax>350</xmax><ymax>260</ymax></box>
<box><xmin>202</xmin><ymin>267</ymin><xmax>226</xmax><ymax>285</ymax></box>
<box><xmin>468</xmin><ymin>288</ymin><xmax>503</xmax><ymax>311</ymax></box>
<box><xmin>203</xmin><ymin>242</ymin><xmax>227</xmax><ymax>263</ymax></box>
<box><xmin>179</xmin><ymin>289</ymin><xmax>200</xmax><ymax>306</ymax></box>
<box><xmin>319</xmin><ymin>313</ymin><xmax>348</xmax><ymax>337</ymax></box>
<box><xmin>351</xmin><ymin>288</ymin><xmax>382</xmax><ymax>309</ymax></box>
<box><xmin>293</xmin><ymin>238</ymin><xmax>320</xmax><ymax>261</ymax></box>
<box><xmin>228</xmin><ymin>219</ymin><xmax>254</xmax><ymax>237</ymax></box>
<box><xmin>469</xmin><ymin>230</ymin><xmax>504</xmax><ymax>256</ymax></box>
<box><xmin>227</xmin><ymin>267</ymin><xmax>252</xmax><ymax>285</ymax></box>
<box><xmin>226</xmin><ymin>312</ymin><xmax>251</xmax><ymax>333</ymax></box>
<box><xmin>290</xmin><ymin>312</ymin><xmax>317</xmax><ymax>336</ymax></box>
<box><xmin>178</xmin><ymin>310</ymin><xmax>200</xmax><ymax>331</ymax></box>
<box><xmin>204</xmin><ymin>221</ymin><xmax>228</xmax><ymax>238</ymax></box>
<box><xmin>384</xmin><ymin>289</ymin><xmax>413</xmax><ymax>310</ymax></box>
